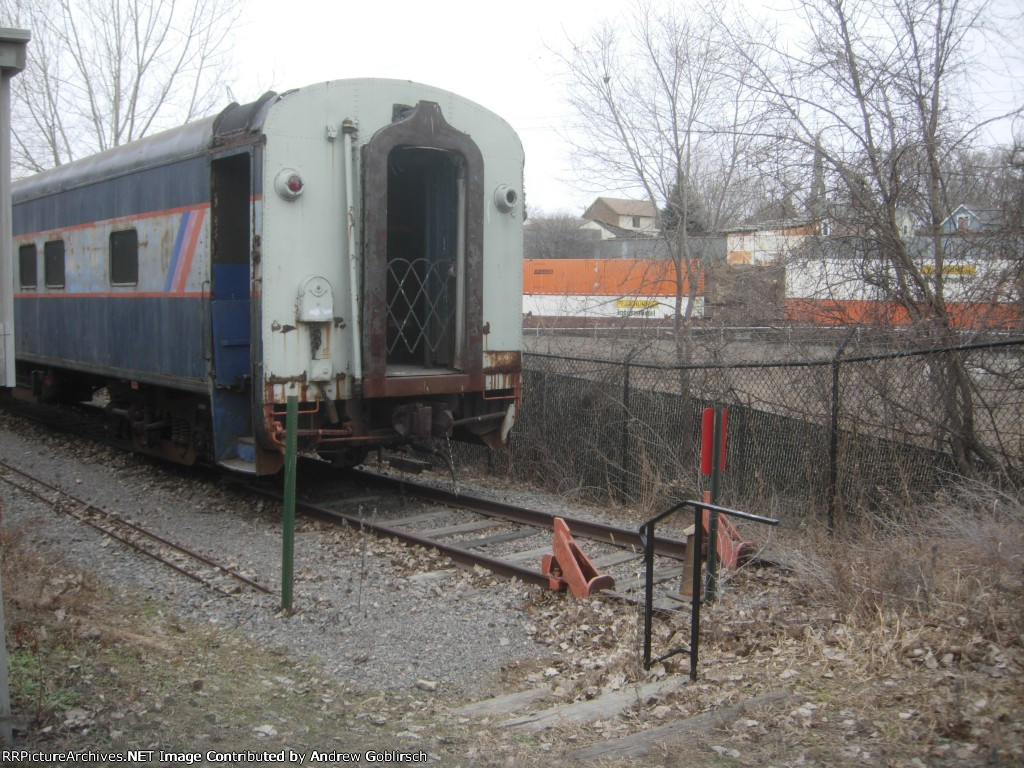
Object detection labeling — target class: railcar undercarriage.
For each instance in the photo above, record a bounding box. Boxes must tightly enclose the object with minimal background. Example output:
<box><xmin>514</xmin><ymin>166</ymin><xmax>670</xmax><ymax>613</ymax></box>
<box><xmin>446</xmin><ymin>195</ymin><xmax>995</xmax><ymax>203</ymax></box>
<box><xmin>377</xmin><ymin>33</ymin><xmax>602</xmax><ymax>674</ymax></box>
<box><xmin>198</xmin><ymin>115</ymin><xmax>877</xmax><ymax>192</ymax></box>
<box><xmin>18</xmin><ymin>363</ymin><xmax>514</xmax><ymax>473</ymax></box>
<box><xmin>16</xmin><ymin>364</ymin><xmax>215</xmax><ymax>467</ymax></box>
<box><xmin>263</xmin><ymin>388</ymin><xmax>517</xmax><ymax>469</ymax></box>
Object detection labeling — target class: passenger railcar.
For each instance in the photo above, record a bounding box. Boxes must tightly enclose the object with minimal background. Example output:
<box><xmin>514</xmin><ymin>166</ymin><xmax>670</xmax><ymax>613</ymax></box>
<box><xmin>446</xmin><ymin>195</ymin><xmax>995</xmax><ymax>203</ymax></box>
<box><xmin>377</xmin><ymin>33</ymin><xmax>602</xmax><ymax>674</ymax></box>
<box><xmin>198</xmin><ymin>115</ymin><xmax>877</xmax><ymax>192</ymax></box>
<box><xmin>11</xmin><ymin>79</ymin><xmax>524</xmax><ymax>473</ymax></box>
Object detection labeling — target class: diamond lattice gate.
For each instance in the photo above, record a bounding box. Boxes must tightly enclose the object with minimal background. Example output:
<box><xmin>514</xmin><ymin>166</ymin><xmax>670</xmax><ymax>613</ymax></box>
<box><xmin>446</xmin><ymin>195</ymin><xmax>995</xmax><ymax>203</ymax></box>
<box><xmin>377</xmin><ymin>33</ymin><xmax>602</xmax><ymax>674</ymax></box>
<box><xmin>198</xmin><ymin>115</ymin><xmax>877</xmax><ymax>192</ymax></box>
<box><xmin>386</xmin><ymin>255</ymin><xmax>456</xmax><ymax>368</ymax></box>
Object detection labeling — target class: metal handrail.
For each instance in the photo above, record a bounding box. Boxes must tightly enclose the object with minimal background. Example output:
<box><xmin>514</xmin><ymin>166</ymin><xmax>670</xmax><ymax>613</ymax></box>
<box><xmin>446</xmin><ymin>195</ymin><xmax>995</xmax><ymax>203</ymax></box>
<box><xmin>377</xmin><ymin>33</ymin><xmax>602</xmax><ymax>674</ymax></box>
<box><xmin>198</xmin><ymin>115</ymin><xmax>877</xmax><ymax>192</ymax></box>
<box><xmin>639</xmin><ymin>500</ymin><xmax>779</xmax><ymax>680</ymax></box>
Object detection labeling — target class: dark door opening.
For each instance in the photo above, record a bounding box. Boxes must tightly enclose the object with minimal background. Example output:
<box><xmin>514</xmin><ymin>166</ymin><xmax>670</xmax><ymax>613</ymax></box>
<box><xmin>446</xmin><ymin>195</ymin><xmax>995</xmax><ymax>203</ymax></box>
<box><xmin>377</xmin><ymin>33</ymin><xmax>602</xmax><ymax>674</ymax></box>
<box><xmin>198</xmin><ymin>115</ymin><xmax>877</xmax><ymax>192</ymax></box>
<box><xmin>210</xmin><ymin>153</ymin><xmax>252</xmax><ymax>387</ymax></box>
<box><xmin>385</xmin><ymin>147</ymin><xmax>460</xmax><ymax>370</ymax></box>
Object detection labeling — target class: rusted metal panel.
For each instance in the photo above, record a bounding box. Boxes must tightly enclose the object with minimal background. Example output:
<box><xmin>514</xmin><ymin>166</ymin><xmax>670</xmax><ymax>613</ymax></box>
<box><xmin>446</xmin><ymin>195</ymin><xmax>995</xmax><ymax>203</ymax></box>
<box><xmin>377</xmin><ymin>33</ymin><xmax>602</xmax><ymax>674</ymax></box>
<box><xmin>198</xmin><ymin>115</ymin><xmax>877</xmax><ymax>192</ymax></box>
<box><xmin>255</xmin><ymin>80</ymin><xmax>523</xmax><ymax>461</ymax></box>
<box><xmin>482</xmin><ymin>350</ymin><xmax>521</xmax><ymax>393</ymax></box>
<box><xmin>482</xmin><ymin>350</ymin><xmax>521</xmax><ymax>374</ymax></box>
<box><xmin>362</xmin><ymin>372</ymin><xmax>485</xmax><ymax>399</ymax></box>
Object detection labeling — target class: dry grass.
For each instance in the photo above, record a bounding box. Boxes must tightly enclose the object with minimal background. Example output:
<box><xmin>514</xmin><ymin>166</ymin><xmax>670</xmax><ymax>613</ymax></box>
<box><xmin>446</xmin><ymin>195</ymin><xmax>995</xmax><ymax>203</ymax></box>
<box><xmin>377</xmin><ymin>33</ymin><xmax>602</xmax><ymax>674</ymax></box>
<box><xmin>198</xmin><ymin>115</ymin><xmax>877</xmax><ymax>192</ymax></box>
<box><xmin>3</xmin><ymin>476</ymin><xmax>1023</xmax><ymax>766</ymax></box>
<box><xmin>0</xmin><ymin>525</ymin><xmax>509</xmax><ymax>762</ymax></box>
<box><xmin>792</xmin><ymin>483</ymin><xmax>1023</xmax><ymax>650</ymax></box>
<box><xmin>710</xmin><ymin>482</ymin><xmax>1024</xmax><ymax>765</ymax></box>
<box><xmin>1</xmin><ymin>526</ymin><xmax>98</xmax><ymax>731</ymax></box>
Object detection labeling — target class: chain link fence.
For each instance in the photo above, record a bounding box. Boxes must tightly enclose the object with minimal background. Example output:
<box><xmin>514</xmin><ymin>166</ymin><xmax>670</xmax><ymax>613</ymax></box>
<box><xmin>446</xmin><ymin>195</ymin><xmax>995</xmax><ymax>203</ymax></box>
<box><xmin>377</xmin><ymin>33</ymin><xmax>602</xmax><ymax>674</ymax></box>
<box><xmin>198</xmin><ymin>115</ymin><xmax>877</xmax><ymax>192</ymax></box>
<box><xmin>471</xmin><ymin>336</ymin><xmax>1024</xmax><ymax>522</ymax></box>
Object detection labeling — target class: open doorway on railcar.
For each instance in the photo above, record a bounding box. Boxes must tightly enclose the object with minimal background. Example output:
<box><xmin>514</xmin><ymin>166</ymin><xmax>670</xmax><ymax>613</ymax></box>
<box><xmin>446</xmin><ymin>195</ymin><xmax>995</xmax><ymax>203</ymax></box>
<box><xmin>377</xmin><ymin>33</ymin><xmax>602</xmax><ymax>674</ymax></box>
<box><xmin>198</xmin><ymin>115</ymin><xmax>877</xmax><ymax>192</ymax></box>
<box><xmin>209</xmin><ymin>151</ymin><xmax>257</xmax><ymax>469</ymax></box>
<box><xmin>385</xmin><ymin>147</ymin><xmax>460</xmax><ymax>372</ymax></box>
<box><xmin>361</xmin><ymin>100</ymin><xmax>485</xmax><ymax>394</ymax></box>
<box><xmin>210</xmin><ymin>152</ymin><xmax>252</xmax><ymax>388</ymax></box>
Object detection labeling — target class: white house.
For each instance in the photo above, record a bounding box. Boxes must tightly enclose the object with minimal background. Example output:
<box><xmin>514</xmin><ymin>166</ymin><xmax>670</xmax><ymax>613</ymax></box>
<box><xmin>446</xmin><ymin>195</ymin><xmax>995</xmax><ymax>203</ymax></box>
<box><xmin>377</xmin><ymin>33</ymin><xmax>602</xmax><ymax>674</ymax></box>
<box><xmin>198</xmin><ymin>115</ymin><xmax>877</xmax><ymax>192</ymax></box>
<box><xmin>581</xmin><ymin>197</ymin><xmax>659</xmax><ymax>239</ymax></box>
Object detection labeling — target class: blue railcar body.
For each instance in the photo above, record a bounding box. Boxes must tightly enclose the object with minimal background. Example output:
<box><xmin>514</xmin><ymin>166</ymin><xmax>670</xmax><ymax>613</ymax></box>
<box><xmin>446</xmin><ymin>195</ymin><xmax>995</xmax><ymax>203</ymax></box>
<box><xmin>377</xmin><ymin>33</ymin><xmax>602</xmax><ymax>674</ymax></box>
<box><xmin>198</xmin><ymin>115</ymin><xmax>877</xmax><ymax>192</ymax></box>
<box><xmin>13</xmin><ymin>117</ymin><xmax>213</xmax><ymax>194</ymax></box>
<box><xmin>13</xmin><ymin>155</ymin><xmax>210</xmax><ymax>235</ymax></box>
<box><xmin>15</xmin><ymin>296</ymin><xmax>206</xmax><ymax>390</ymax></box>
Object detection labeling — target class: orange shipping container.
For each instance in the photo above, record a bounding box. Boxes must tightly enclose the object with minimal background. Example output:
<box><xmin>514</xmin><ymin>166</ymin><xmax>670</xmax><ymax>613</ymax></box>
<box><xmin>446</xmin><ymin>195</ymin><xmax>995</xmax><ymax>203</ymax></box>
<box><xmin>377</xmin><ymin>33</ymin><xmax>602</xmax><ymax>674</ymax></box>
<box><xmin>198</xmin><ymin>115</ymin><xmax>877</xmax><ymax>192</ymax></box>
<box><xmin>524</xmin><ymin>259</ymin><xmax>702</xmax><ymax>297</ymax></box>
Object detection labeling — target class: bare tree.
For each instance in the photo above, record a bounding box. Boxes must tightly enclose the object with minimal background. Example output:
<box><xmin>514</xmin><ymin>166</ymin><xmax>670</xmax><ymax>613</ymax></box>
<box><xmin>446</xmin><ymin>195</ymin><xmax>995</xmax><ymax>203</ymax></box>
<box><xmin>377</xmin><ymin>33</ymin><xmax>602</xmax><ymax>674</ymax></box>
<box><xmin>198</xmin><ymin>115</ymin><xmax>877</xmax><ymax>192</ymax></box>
<box><xmin>554</xmin><ymin>0</ymin><xmax>772</xmax><ymax>493</ymax></box>
<box><xmin>733</xmin><ymin>0</ymin><xmax>1023</xmax><ymax>475</ymax></box>
<box><xmin>944</xmin><ymin>146</ymin><xmax>1024</xmax><ymax>221</ymax></box>
<box><xmin>1</xmin><ymin>0</ymin><xmax>240</xmax><ymax>173</ymax></box>
<box><xmin>556</xmin><ymin>0</ymin><xmax>767</xmax><ymax>366</ymax></box>
<box><xmin>524</xmin><ymin>212</ymin><xmax>598</xmax><ymax>260</ymax></box>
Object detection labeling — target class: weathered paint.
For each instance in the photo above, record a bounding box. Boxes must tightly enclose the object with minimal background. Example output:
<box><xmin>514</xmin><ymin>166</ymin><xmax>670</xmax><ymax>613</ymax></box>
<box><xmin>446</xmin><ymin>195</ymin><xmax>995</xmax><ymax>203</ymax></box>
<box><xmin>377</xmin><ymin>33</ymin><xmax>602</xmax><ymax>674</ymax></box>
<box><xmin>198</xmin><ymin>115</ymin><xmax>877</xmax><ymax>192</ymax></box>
<box><xmin>258</xmin><ymin>80</ymin><xmax>524</xmax><ymax>412</ymax></box>
<box><xmin>14</xmin><ymin>152</ymin><xmax>212</xmax><ymax>235</ymax></box>
<box><xmin>14</xmin><ymin>205</ymin><xmax>210</xmax><ymax>296</ymax></box>
<box><xmin>14</xmin><ymin>294</ymin><xmax>206</xmax><ymax>389</ymax></box>
<box><xmin>10</xmin><ymin>79</ymin><xmax>525</xmax><ymax>471</ymax></box>
<box><xmin>482</xmin><ymin>350</ymin><xmax>521</xmax><ymax>394</ymax></box>
<box><xmin>11</xmin><ymin>196</ymin><xmax>212</xmax><ymax>392</ymax></box>
<box><xmin>360</xmin><ymin>101</ymin><xmax>485</xmax><ymax>390</ymax></box>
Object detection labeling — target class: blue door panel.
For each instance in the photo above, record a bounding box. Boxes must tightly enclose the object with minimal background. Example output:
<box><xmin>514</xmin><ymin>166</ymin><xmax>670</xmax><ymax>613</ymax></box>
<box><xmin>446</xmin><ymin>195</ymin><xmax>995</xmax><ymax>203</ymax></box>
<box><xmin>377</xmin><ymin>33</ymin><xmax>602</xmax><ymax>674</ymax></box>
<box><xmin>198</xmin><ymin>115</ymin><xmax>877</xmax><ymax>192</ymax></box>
<box><xmin>211</xmin><ymin>299</ymin><xmax>251</xmax><ymax>386</ymax></box>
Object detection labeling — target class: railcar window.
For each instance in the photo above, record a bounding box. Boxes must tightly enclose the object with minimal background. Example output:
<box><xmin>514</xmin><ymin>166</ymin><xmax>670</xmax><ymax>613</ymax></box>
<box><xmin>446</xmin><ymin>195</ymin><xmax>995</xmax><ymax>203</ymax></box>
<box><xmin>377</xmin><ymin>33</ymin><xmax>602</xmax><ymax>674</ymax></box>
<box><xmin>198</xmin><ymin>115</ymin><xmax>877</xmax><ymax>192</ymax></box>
<box><xmin>110</xmin><ymin>229</ymin><xmax>139</xmax><ymax>286</ymax></box>
<box><xmin>18</xmin><ymin>244</ymin><xmax>37</xmax><ymax>289</ymax></box>
<box><xmin>44</xmin><ymin>240</ymin><xmax>65</xmax><ymax>289</ymax></box>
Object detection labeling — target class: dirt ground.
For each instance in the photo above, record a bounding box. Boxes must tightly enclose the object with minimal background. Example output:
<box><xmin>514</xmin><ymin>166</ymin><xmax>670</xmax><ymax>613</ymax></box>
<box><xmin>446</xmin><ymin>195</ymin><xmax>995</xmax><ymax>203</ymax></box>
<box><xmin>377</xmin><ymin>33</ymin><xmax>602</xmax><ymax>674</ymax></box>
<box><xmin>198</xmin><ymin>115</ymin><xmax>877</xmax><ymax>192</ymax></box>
<box><xmin>2</xmin><ymin>462</ymin><xmax>1022</xmax><ymax>766</ymax></box>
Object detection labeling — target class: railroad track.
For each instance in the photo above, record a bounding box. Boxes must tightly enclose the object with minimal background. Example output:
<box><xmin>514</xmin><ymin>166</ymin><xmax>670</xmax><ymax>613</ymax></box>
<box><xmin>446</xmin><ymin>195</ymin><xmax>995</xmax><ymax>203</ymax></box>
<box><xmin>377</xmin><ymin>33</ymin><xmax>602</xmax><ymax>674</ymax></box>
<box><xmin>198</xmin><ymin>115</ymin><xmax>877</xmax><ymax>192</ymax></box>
<box><xmin>1</xmin><ymin>394</ymin><xmax>700</xmax><ymax>613</ymax></box>
<box><xmin>248</xmin><ymin>460</ymin><xmax>697</xmax><ymax>614</ymax></box>
<box><xmin>0</xmin><ymin>458</ymin><xmax>273</xmax><ymax>599</ymax></box>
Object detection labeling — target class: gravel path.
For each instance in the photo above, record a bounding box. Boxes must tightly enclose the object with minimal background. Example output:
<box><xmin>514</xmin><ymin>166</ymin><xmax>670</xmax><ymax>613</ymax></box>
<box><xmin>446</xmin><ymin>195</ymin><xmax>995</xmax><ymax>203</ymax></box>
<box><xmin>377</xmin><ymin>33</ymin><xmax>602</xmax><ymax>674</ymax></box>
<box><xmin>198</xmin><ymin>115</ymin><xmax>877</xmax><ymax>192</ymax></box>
<box><xmin>0</xmin><ymin>411</ymin><xmax>567</xmax><ymax>700</ymax></box>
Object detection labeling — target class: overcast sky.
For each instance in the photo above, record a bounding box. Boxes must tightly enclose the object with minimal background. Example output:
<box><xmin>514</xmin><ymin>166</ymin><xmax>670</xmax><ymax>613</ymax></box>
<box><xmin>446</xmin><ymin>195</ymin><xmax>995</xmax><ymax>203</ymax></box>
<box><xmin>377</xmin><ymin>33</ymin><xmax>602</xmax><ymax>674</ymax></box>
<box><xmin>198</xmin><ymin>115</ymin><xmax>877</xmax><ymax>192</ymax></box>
<box><xmin>233</xmin><ymin>0</ymin><xmax>601</xmax><ymax>216</ymax></box>
<box><xmin>232</xmin><ymin>0</ymin><xmax>1022</xmax><ymax>217</ymax></box>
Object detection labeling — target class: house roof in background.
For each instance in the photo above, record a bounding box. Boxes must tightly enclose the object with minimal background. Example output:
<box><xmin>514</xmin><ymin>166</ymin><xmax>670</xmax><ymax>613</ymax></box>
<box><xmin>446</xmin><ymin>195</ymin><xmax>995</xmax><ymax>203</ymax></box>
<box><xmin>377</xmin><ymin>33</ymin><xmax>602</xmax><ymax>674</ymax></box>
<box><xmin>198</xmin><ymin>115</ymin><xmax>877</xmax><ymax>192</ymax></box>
<box><xmin>942</xmin><ymin>204</ymin><xmax>1005</xmax><ymax>231</ymax></box>
<box><xmin>582</xmin><ymin>219</ymin><xmax>658</xmax><ymax>239</ymax></box>
<box><xmin>583</xmin><ymin>196</ymin><xmax>658</xmax><ymax>219</ymax></box>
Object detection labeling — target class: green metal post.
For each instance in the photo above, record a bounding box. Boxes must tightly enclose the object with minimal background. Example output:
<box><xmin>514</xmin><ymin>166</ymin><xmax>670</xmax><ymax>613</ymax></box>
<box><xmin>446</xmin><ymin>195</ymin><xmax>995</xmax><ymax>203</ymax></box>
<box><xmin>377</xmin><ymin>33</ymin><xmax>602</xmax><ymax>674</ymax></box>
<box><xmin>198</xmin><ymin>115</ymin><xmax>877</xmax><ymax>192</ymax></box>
<box><xmin>281</xmin><ymin>395</ymin><xmax>298</xmax><ymax>612</ymax></box>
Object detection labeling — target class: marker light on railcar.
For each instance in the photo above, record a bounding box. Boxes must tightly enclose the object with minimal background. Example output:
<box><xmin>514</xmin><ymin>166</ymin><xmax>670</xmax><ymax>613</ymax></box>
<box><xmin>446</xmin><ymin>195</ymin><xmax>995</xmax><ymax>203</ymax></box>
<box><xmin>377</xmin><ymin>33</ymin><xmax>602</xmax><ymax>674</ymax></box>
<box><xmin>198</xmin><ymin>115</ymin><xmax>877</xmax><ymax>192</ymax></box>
<box><xmin>274</xmin><ymin>169</ymin><xmax>304</xmax><ymax>200</ymax></box>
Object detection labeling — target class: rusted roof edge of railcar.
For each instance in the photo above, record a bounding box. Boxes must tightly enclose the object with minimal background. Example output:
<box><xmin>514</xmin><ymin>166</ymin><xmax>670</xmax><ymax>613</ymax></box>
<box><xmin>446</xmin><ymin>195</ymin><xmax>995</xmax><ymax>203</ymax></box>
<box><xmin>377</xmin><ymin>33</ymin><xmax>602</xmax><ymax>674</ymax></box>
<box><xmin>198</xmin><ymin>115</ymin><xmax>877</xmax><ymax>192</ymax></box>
<box><xmin>12</xmin><ymin>92</ymin><xmax>282</xmax><ymax>204</ymax></box>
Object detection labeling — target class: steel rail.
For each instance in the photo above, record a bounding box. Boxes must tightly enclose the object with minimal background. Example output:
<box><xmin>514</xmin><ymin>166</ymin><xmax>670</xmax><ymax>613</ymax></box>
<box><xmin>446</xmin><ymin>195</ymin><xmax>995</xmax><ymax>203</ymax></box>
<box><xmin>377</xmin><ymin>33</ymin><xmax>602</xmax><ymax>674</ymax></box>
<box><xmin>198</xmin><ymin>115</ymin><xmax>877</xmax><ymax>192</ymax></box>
<box><xmin>0</xmin><ymin>398</ymin><xmax>686</xmax><ymax>596</ymax></box>
<box><xmin>0</xmin><ymin>459</ymin><xmax>273</xmax><ymax>596</ymax></box>
<box><xmin>284</xmin><ymin>491</ymin><xmax>688</xmax><ymax>615</ymax></box>
<box><xmin>347</xmin><ymin>467</ymin><xmax>688</xmax><ymax>560</ymax></box>
<box><xmin>246</xmin><ymin>465</ymin><xmax>689</xmax><ymax>595</ymax></box>
<box><xmin>251</xmin><ymin>485</ymin><xmax>552</xmax><ymax>587</ymax></box>
<box><xmin>1</xmin><ymin>396</ymin><xmax>685</xmax><ymax>557</ymax></box>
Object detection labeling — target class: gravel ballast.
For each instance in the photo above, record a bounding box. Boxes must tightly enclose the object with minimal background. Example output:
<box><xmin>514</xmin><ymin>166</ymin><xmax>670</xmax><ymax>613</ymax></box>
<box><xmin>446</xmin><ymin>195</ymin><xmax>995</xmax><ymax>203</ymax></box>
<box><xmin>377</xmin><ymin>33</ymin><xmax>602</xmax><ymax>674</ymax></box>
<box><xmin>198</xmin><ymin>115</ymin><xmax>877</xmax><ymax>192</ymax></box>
<box><xmin>0</xmin><ymin>412</ymin><xmax>564</xmax><ymax>699</ymax></box>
